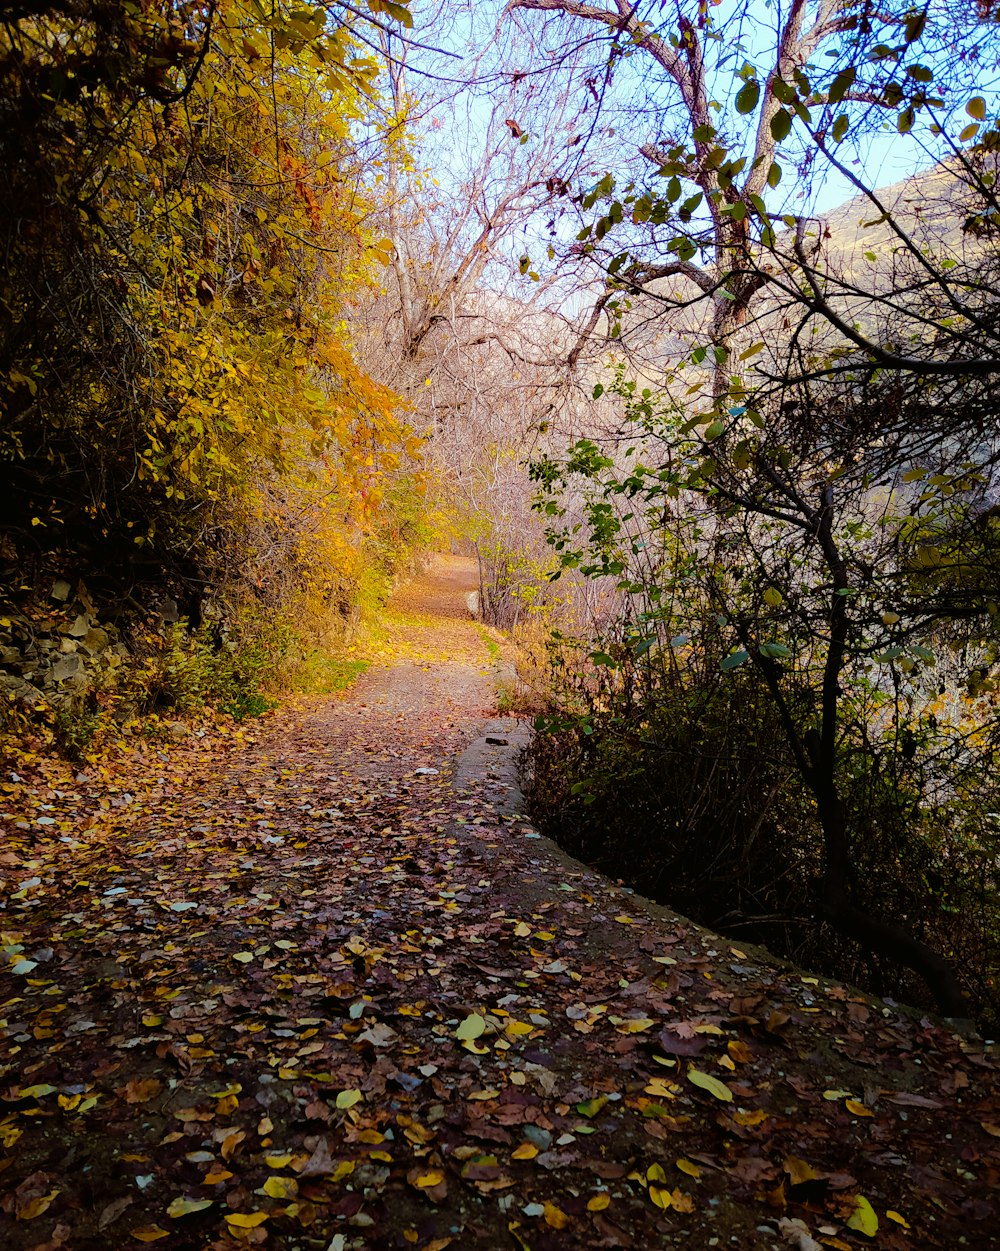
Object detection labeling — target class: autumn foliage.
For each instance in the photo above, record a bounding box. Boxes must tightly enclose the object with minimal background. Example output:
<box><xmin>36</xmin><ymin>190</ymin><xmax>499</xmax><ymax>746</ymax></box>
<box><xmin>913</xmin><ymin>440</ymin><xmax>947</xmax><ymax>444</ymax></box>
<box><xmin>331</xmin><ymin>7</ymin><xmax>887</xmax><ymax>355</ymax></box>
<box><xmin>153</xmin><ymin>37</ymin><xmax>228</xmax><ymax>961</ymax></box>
<box><xmin>0</xmin><ymin>0</ymin><xmax>422</xmax><ymax>651</ymax></box>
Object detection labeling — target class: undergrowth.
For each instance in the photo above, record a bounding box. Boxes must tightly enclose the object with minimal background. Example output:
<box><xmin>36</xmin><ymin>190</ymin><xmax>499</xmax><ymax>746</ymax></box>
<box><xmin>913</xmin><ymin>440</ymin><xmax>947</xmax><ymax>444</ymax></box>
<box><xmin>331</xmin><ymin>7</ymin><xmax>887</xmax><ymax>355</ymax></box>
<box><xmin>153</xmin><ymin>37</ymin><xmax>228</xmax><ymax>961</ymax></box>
<box><xmin>524</xmin><ymin>637</ymin><xmax>1000</xmax><ymax>1036</ymax></box>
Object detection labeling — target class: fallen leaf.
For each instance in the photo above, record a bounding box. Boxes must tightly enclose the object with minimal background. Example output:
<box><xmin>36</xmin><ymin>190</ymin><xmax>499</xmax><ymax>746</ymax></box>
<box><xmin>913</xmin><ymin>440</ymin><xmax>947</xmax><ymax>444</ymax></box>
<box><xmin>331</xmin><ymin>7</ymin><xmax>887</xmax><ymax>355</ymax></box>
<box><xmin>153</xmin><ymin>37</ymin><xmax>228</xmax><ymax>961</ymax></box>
<box><xmin>455</xmin><ymin>1013</ymin><xmax>487</xmax><ymax>1041</ymax></box>
<box><xmin>543</xmin><ymin>1201</ymin><xmax>570</xmax><ymax>1228</ymax></box>
<box><xmin>262</xmin><ymin>1176</ymin><xmax>298</xmax><ymax>1199</ymax></box>
<box><xmin>687</xmin><ymin>1069</ymin><xmax>733</xmax><ymax>1102</ymax></box>
<box><xmin>224</xmin><ymin>1212</ymin><xmax>269</xmax><ymax>1228</ymax></box>
<box><xmin>98</xmin><ymin>1195</ymin><xmax>134</xmax><ymax>1229</ymax></box>
<box><xmin>166</xmin><ymin>1196</ymin><xmax>214</xmax><ymax>1219</ymax></box>
<box><xmin>846</xmin><ymin>1195</ymin><xmax>878</xmax><ymax>1237</ymax></box>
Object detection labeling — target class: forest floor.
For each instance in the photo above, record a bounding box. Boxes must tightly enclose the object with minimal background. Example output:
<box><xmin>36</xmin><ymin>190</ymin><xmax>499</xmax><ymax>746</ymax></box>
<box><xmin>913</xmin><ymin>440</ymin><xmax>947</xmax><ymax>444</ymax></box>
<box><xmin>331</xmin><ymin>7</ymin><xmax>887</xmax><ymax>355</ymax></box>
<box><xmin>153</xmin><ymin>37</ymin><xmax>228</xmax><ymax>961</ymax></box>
<box><xmin>1</xmin><ymin>554</ymin><xmax>998</xmax><ymax>1251</ymax></box>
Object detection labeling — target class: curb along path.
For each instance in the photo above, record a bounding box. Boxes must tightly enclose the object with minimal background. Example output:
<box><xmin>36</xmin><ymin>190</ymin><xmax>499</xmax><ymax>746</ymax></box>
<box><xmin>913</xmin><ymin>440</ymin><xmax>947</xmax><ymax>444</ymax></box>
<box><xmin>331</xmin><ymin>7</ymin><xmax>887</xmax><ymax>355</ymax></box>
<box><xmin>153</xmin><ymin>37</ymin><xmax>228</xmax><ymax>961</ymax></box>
<box><xmin>0</xmin><ymin>555</ymin><xmax>997</xmax><ymax>1250</ymax></box>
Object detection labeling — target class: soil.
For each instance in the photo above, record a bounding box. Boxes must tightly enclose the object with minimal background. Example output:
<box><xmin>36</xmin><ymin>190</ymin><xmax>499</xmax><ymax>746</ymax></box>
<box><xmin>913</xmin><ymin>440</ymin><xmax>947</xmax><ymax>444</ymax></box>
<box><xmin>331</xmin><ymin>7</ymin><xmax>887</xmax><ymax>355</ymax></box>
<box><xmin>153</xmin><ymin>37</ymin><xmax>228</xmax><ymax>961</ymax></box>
<box><xmin>0</xmin><ymin>554</ymin><xmax>998</xmax><ymax>1250</ymax></box>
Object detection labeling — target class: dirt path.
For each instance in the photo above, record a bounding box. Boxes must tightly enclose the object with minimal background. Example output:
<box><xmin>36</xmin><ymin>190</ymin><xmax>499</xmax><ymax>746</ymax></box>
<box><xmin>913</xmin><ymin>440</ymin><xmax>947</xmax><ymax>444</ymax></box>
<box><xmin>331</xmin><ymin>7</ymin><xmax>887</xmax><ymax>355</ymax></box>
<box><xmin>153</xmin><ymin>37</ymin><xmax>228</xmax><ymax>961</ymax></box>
<box><xmin>1</xmin><ymin>556</ymin><xmax>998</xmax><ymax>1250</ymax></box>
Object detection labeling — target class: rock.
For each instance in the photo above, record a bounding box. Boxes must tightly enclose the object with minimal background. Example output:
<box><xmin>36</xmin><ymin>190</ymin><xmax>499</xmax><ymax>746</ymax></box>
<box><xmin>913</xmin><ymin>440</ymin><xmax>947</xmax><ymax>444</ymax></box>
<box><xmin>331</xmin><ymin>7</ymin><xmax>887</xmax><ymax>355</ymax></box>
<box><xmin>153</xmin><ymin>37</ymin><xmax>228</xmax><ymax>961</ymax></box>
<box><xmin>50</xmin><ymin>579</ymin><xmax>72</xmax><ymax>603</ymax></box>
<box><xmin>160</xmin><ymin>598</ymin><xmax>180</xmax><ymax>625</ymax></box>
<box><xmin>58</xmin><ymin>638</ymin><xmax>78</xmax><ymax>654</ymax></box>
<box><xmin>166</xmin><ymin>721</ymin><xmax>189</xmax><ymax>740</ymax></box>
<box><xmin>0</xmin><ymin>674</ymin><xmax>44</xmax><ymax>704</ymax></box>
<box><xmin>465</xmin><ymin>590</ymin><xmax>480</xmax><ymax>618</ymax></box>
<box><xmin>0</xmin><ymin>646</ymin><xmax>20</xmax><ymax>667</ymax></box>
<box><xmin>65</xmin><ymin>614</ymin><xmax>90</xmax><ymax>639</ymax></box>
<box><xmin>51</xmin><ymin>653</ymin><xmax>84</xmax><ymax>682</ymax></box>
<box><xmin>82</xmin><ymin>628</ymin><xmax>109</xmax><ymax>653</ymax></box>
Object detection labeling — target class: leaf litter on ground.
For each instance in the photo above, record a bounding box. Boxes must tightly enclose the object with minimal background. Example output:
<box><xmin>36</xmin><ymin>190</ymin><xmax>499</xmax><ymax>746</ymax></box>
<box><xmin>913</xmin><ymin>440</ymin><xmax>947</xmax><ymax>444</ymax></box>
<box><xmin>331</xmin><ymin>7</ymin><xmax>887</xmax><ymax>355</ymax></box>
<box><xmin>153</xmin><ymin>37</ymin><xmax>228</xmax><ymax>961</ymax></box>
<box><xmin>1</xmin><ymin>555</ymin><xmax>998</xmax><ymax>1250</ymax></box>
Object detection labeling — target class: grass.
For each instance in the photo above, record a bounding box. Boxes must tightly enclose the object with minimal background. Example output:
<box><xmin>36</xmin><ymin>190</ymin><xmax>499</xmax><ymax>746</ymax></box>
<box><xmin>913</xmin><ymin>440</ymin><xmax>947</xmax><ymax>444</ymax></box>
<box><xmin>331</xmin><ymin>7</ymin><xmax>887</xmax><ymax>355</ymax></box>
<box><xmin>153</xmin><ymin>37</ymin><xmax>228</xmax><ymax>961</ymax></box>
<box><xmin>290</xmin><ymin>652</ymin><xmax>371</xmax><ymax>696</ymax></box>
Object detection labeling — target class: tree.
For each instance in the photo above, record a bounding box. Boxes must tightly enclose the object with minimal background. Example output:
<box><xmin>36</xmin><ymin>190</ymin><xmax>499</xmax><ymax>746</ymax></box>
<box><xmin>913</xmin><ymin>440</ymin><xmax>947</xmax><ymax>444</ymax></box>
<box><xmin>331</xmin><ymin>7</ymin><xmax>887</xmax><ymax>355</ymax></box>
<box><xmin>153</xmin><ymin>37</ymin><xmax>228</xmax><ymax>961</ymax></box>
<box><xmin>0</xmin><ymin>0</ymin><xmax>419</xmax><ymax>624</ymax></box>
<box><xmin>516</xmin><ymin>1</ymin><xmax>1000</xmax><ymax>1017</ymax></box>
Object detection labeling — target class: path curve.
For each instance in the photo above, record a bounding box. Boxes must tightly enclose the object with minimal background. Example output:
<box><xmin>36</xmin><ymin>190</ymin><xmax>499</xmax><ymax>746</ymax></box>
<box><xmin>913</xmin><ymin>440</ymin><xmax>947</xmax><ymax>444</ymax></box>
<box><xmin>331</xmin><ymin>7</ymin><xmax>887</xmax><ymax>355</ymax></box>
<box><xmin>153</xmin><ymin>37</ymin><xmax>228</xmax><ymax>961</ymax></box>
<box><xmin>0</xmin><ymin>555</ymin><xmax>997</xmax><ymax>1251</ymax></box>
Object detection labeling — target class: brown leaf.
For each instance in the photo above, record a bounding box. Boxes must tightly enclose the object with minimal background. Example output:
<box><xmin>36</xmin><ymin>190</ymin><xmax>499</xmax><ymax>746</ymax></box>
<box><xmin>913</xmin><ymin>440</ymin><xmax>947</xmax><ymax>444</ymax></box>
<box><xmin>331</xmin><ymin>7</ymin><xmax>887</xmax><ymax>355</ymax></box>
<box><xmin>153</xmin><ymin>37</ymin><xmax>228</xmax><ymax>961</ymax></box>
<box><xmin>121</xmin><ymin>1078</ymin><xmax>163</xmax><ymax>1104</ymax></box>
<box><xmin>98</xmin><ymin>1196</ymin><xmax>134</xmax><ymax>1229</ymax></box>
<box><xmin>298</xmin><ymin>1137</ymin><xmax>337</xmax><ymax>1178</ymax></box>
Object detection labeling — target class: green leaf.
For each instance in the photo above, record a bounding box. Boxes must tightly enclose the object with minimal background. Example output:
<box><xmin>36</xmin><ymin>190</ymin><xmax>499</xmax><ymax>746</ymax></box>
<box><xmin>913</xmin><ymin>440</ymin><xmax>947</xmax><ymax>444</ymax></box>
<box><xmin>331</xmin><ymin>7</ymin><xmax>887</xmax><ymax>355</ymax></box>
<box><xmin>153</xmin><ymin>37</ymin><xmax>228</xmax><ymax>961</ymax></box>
<box><xmin>455</xmin><ymin>1013</ymin><xmax>487</xmax><ymax>1041</ymax></box>
<box><xmin>589</xmin><ymin>651</ymin><xmax>616</xmax><ymax>666</ymax></box>
<box><xmin>832</xmin><ymin>113</ymin><xmax>849</xmax><ymax>143</ymax></box>
<box><xmin>968</xmin><ymin>96</ymin><xmax>987</xmax><ymax>120</ymax></box>
<box><xmin>735</xmin><ymin>80</ymin><xmax>760</xmax><ymax>115</ymax></box>
<box><xmin>897</xmin><ymin>107</ymin><xmax>915</xmax><ymax>135</ymax></box>
<box><xmin>167</xmin><ymin>1197</ymin><xmax>215</xmax><ymax>1219</ymax></box>
<box><xmin>688</xmin><ymin>1069</ymin><xmax>733</xmax><ymax>1102</ymax></box>
<box><xmin>906</xmin><ymin>64</ymin><xmax>933</xmax><ymax>83</ymax></box>
<box><xmin>335</xmin><ymin>1089</ymin><xmax>363</xmax><ymax>1109</ymax></box>
<box><xmin>828</xmin><ymin>67</ymin><xmax>856</xmax><ymax>104</ymax></box>
<box><xmin>759</xmin><ymin>642</ymin><xmax>791</xmax><ymax>659</ymax></box>
<box><xmin>720</xmin><ymin>650</ymin><xmax>749</xmax><ymax>672</ymax></box>
<box><xmin>575</xmin><ymin>1096</ymin><xmax>608</xmax><ymax>1117</ymax></box>
<box><xmin>770</xmin><ymin>110</ymin><xmax>792</xmax><ymax>142</ymax></box>
<box><xmin>766</xmin><ymin>161</ymin><xmax>781</xmax><ymax>188</ymax></box>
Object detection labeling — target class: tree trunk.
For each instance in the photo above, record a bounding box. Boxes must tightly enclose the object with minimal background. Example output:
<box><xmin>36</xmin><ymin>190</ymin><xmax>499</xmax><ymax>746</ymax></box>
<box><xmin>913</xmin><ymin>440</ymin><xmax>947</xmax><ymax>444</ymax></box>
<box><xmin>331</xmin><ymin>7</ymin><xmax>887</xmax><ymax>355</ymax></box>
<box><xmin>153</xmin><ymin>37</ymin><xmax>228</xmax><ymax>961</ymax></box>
<box><xmin>813</xmin><ymin>782</ymin><xmax>968</xmax><ymax>1018</ymax></box>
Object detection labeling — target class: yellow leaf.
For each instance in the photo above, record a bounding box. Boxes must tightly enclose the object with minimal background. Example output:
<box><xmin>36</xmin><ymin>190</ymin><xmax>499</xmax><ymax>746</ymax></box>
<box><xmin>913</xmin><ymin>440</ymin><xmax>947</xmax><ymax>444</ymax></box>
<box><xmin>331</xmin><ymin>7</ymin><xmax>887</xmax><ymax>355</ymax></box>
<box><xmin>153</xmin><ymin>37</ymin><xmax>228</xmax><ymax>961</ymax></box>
<box><xmin>166</xmin><ymin>1197</ymin><xmax>214</xmax><ymax>1219</ymax></box>
<box><xmin>614</xmin><ymin>915</ymin><xmax>634</xmax><ymax>924</ymax></box>
<box><xmin>17</xmin><ymin>1190</ymin><xmax>59</xmax><ymax>1220</ymax></box>
<box><xmin>132</xmin><ymin>1227</ymin><xmax>170</xmax><ymax>1242</ymax></box>
<box><xmin>822</xmin><ymin>1089</ymin><xmax>853</xmax><ymax>1101</ymax></box>
<box><xmin>506</xmin><ymin>1021</ymin><xmax>533</xmax><ymax>1037</ymax></box>
<box><xmin>329</xmin><ymin>1160</ymin><xmax>355</xmax><ymax>1183</ymax></box>
<box><xmin>617</xmin><ymin>1018</ymin><xmax>656</xmax><ymax>1034</ymax></box>
<box><xmin>846</xmin><ymin>1195</ymin><xmax>879</xmax><ymax>1237</ymax></box>
<box><xmin>587</xmin><ymin>1193</ymin><xmax>611</xmax><ymax>1211</ymax></box>
<box><xmin>336</xmin><ymin>1089</ymin><xmax>363</xmax><ymax>1109</ymax></box>
<box><xmin>514</xmin><ymin>921</ymin><xmax>531</xmax><ymax>937</ymax></box>
<box><xmin>676</xmin><ymin>1158</ymin><xmax>701</xmax><ymax>1178</ymax></box>
<box><xmin>262</xmin><ymin>1176</ymin><xmax>298</xmax><ymax>1199</ymax></box>
<box><xmin>733</xmin><ymin>1109</ymin><xmax>767</xmax><ymax>1126</ymax></box>
<box><xmin>411</xmin><ymin>1170</ymin><xmax>445</xmax><ymax>1188</ymax></box>
<box><xmin>784</xmin><ymin>1157</ymin><xmax>819</xmax><ymax>1185</ymax></box>
<box><xmin>225</xmin><ymin>1212</ymin><xmax>269</xmax><ymax>1228</ymax></box>
<box><xmin>512</xmin><ymin>1143</ymin><xmax>538</xmax><ymax>1160</ymax></box>
<box><xmin>543</xmin><ymin>1201</ymin><xmax>570</xmax><ymax>1229</ymax></box>
<box><xmin>647</xmin><ymin>1163</ymin><xmax>668</xmax><ymax>1184</ymax></box>
<box><xmin>264</xmin><ymin>1153</ymin><xmax>293</xmax><ymax>1168</ymax></box>
<box><xmin>649</xmin><ymin>1184</ymin><xmax>672</xmax><ymax>1211</ymax></box>
<box><xmin>886</xmin><ymin>1210</ymin><xmax>911</xmax><ymax>1229</ymax></box>
<box><xmin>687</xmin><ymin>1069</ymin><xmax>733</xmax><ymax>1102</ymax></box>
<box><xmin>845</xmin><ymin>1099</ymin><xmax>873</xmax><ymax>1117</ymax></box>
<box><xmin>233</xmin><ymin>951</ymin><xmax>253</xmax><ymax>963</ymax></box>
